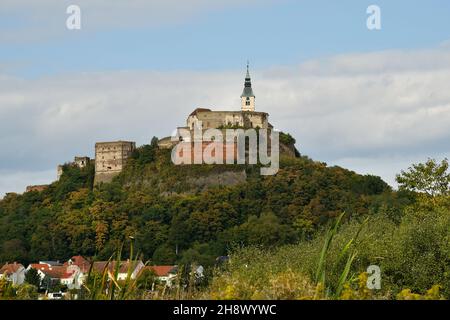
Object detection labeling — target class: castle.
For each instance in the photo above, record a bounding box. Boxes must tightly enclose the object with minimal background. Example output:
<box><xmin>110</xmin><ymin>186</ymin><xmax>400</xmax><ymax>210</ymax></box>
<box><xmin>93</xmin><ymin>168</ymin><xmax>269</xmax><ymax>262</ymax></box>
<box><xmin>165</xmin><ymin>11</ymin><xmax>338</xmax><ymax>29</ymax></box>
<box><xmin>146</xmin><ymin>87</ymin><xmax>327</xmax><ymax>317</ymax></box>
<box><xmin>185</xmin><ymin>64</ymin><xmax>269</xmax><ymax>130</ymax></box>
<box><xmin>93</xmin><ymin>141</ymin><xmax>136</xmax><ymax>184</ymax></box>
<box><xmin>27</xmin><ymin>65</ymin><xmax>277</xmax><ymax>191</ymax></box>
<box><xmin>158</xmin><ymin>64</ymin><xmax>272</xmax><ymax>148</ymax></box>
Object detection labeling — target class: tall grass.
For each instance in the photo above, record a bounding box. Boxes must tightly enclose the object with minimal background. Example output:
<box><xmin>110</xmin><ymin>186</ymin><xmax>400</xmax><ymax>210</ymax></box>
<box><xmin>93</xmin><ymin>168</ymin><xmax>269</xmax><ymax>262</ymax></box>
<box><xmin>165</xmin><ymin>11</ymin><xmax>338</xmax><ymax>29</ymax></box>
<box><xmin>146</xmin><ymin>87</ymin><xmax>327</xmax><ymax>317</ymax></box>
<box><xmin>81</xmin><ymin>240</ymin><xmax>142</xmax><ymax>300</ymax></box>
<box><xmin>315</xmin><ymin>212</ymin><xmax>368</xmax><ymax>298</ymax></box>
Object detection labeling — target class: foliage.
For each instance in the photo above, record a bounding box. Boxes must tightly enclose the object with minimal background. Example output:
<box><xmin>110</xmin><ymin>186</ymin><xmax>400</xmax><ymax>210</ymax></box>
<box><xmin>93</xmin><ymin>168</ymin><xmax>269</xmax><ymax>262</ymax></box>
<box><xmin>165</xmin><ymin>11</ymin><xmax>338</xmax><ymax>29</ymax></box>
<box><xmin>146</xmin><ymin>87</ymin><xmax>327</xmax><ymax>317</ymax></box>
<box><xmin>24</xmin><ymin>267</ymin><xmax>41</xmax><ymax>288</ymax></box>
<box><xmin>279</xmin><ymin>132</ymin><xmax>296</xmax><ymax>146</ymax></box>
<box><xmin>0</xmin><ymin>144</ymin><xmax>447</xmax><ymax>300</ymax></box>
<box><xmin>0</xmin><ymin>143</ymin><xmax>390</xmax><ymax>265</ymax></box>
<box><xmin>136</xmin><ymin>268</ymin><xmax>156</xmax><ymax>291</ymax></box>
<box><xmin>15</xmin><ymin>283</ymin><xmax>38</xmax><ymax>300</ymax></box>
<box><xmin>396</xmin><ymin>285</ymin><xmax>444</xmax><ymax>300</ymax></box>
<box><xmin>396</xmin><ymin>158</ymin><xmax>450</xmax><ymax>196</ymax></box>
<box><xmin>0</xmin><ymin>277</ymin><xmax>15</xmax><ymax>299</ymax></box>
<box><xmin>80</xmin><ymin>240</ymin><xmax>142</xmax><ymax>300</ymax></box>
<box><xmin>204</xmin><ymin>193</ymin><xmax>449</xmax><ymax>300</ymax></box>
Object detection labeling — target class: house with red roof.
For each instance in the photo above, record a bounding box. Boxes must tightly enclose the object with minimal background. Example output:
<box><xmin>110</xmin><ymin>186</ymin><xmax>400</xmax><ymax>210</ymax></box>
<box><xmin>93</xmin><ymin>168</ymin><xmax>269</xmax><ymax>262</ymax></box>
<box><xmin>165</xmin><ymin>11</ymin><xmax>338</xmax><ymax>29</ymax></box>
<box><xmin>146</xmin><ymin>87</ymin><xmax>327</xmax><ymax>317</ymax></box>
<box><xmin>0</xmin><ymin>262</ymin><xmax>25</xmax><ymax>285</ymax></box>
<box><xmin>91</xmin><ymin>260</ymin><xmax>145</xmax><ymax>281</ymax></box>
<box><xmin>27</xmin><ymin>262</ymin><xmax>81</xmax><ymax>290</ymax></box>
<box><xmin>143</xmin><ymin>265</ymin><xmax>178</xmax><ymax>286</ymax></box>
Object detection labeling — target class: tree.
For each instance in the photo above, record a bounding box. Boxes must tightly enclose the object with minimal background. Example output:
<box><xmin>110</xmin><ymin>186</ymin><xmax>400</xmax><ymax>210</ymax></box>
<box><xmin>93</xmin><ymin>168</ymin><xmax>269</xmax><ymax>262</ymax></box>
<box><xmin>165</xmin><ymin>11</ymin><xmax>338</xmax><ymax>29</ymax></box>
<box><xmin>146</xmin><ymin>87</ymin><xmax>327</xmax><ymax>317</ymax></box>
<box><xmin>25</xmin><ymin>268</ymin><xmax>41</xmax><ymax>288</ymax></box>
<box><xmin>231</xmin><ymin>212</ymin><xmax>297</xmax><ymax>247</ymax></box>
<box><xmin>152</xmin><ymin>245</ymin><xmax>177</xmax><ymax>265</ymax></box>
<box><xmin>15</xmin><ymin>283</ymin><xmax>38</xmax><ymax>300</ymax></box>
<box><xmin>1</xmin><ymin>239</ymin><xmax>28</xmax><ymax>262</ymax></box>
<box><xmin>0</xmin><ymin>277</ymin><xmax>15</xmax><ymax>298</ymax></box>
<box><xmin>396</xmin><ymin>158</ymin><xmax>450</xmax><ymax>196</ymax></box>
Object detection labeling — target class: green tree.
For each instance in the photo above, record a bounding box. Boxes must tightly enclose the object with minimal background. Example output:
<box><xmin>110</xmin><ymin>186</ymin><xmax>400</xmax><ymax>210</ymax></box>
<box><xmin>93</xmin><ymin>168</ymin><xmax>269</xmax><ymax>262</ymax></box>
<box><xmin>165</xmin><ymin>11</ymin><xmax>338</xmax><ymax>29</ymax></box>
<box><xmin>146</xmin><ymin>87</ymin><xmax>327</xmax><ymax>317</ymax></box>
<box><xmin>15</xmin><ymin>283</ymin><xmax>38</xmax><ymax>300</ymax></box>
<box><xmin>152</xmin><ymin>245</ymin><xmax>177</xmax><ymax>265</ymax></box>
<box><xmin>396</xmin><ymin>158</ymin><xmax>450</xmax><ymax>196</ymax></box>
<box><xmin>24</xmin><ymin>268</ymin><xmax>41</xmax><ymax>288</ymax></box>
<box><xmin>231</xmin><ymin>212</ymin><xmax>297</xmax><ymax>247</ymax></box>
<box><xmin>0</xmin><ymin>277</ymin><xmax>15</xmax><ymax>298</ymax></box>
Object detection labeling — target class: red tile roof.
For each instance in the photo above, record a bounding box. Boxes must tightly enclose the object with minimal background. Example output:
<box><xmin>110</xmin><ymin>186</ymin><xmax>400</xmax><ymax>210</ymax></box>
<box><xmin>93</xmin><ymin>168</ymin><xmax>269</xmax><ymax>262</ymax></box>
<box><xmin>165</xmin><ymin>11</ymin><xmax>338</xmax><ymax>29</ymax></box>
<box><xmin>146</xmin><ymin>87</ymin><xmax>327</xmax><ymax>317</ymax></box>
<box><xmin>146</xmin><ymin>266</ymin><xmax>177</xmax><ymax>277</ymax></box>
<box><xmin>29</xmin><ymin>263</ymin><xmax>52</xmax><ymax>271</ymax></box>
<box><xmin>65</xmin><ymin>255</ymin><xmax>91</xmax><ymax>273</ymax></box>
<box><xmin>0</xmin><ymin>263</ymin><xmax>24</xmax><ymax>275</ymax></box>
<box><xmin>28</xmin><ymin>264</ymin><xmax>75</xmax><ymax>279</ymax></box>
<box><xmin>92</xmin><ymin>261</ymin><xmax>141</xmax><ymax>274</ymax></box>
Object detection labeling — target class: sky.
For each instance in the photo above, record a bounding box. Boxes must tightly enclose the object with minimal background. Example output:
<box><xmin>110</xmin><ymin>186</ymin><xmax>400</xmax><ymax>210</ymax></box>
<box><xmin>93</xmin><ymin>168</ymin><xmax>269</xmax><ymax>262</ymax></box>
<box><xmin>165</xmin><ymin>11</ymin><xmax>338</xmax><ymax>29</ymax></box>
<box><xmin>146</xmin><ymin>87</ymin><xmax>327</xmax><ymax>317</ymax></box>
<box><xmin>1</xmin><ymin>0</ymin><xmax>450</xmax><ymax>196</ymax></box>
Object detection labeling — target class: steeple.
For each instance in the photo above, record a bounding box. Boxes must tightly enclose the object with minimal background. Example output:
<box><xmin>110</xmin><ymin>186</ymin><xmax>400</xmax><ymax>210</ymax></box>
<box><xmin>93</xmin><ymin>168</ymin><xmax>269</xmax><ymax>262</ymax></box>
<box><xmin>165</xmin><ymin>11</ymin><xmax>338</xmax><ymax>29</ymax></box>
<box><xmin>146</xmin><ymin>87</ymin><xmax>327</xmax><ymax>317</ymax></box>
<box><xmin>241</xmin><ymin>61</ymin><xmax>255</xmax><ymax>112</ymax></box>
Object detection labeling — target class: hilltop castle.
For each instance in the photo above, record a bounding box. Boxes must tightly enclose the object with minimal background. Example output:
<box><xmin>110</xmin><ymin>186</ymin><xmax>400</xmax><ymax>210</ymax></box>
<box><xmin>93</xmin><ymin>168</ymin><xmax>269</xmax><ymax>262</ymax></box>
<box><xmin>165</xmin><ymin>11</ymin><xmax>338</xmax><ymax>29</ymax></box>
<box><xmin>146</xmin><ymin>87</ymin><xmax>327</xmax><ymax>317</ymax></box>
<box><xmin>185</xmin><ymin>64</ymin><xmax>270</xmax><ymax>130</ymax></box>
<box><xmin>40</xmin><ymin>65</ymin><xmax>279</xmax><ymax>190</ymax></box>
<box><xmin>158</xmin><ymin>64</ymin><xmax>272</xmax><ymax>149</ymax></box>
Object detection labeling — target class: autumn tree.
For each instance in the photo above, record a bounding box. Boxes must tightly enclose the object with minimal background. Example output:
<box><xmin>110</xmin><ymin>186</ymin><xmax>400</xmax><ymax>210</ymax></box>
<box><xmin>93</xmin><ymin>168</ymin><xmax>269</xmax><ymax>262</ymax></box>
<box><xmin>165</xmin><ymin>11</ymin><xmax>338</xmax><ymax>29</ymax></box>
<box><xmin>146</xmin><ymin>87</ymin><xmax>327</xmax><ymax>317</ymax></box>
<box><xmin>396</xmin><ymin>158</ymin><xmax>450</xmax><ymax>196</ymax></box>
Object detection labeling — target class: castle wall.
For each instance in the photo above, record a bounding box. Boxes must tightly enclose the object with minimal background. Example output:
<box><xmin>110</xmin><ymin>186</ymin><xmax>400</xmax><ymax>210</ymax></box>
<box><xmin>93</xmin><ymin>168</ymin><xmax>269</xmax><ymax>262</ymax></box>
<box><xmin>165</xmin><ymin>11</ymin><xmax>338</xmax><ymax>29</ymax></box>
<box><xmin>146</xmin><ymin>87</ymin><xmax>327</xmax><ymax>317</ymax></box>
<box><xmin>26</xmin><ymin>185</ymin><xmax>49</xmax><ymax>193</ymax></box>
<box><xmin>187</xmin><ymin>111</ymin><xmax>268</xmax><ymax>130</ymax></box>
<box><xmin>94</xmin><ymin>141</ymin><xmax>136</xmax><ymax>184</ymax></box>
<box><xmin>74</xmin><ymin>157</ymin><xmax>90</xmax><ymax>168</ymax></box>
<box><xmin>56</xmin><ymin>156</ymin><xmax>91</xmax><ymax>181</ymax></box>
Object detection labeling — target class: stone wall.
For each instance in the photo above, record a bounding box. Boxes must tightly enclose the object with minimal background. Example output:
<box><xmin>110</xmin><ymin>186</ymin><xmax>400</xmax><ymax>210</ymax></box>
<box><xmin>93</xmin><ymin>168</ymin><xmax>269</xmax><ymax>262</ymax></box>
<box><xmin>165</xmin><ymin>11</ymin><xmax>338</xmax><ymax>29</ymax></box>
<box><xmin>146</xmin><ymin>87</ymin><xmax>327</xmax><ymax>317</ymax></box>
<box><xmin>26</xmin><ymin>185</ymin><xmax>49</xmax><ymax>193</ymax></box>
<box><xmin>94</xmin><ymin>141</ymin><xmax>136</xmax><ymax>184</ymax></box>
<box><xmin>187</xmin><ymin>110</ymin><xmax>269</xmax><ymax>130</ymax></box>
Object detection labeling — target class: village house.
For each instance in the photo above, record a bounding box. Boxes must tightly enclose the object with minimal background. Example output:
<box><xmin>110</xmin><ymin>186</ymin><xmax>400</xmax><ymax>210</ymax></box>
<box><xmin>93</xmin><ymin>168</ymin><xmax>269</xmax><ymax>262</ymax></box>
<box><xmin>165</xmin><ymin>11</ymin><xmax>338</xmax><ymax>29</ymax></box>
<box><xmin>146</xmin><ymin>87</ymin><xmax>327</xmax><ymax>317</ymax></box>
<box><xmin>91</xmin><ymin>260</ymin><xmax>145</xmax><ymax>281</ymax></box>
<box><xmin>27</xmin><ymin>263</ymin><xmax>77</xmax><ymax>289</ymax></box>
<box><xmin>24</xmin><ymin>256</ymin><xmax>145</xmax><ymax>291</ymax></box>
<box><xmin>144</xmin><ymin>265</ymin><xmax>178</xmax><ymax>286</ymax></box>
<box><xmin>0</xmin><ymin>262</ymin><xmax>26</xmax><ymax>286</ymax></box>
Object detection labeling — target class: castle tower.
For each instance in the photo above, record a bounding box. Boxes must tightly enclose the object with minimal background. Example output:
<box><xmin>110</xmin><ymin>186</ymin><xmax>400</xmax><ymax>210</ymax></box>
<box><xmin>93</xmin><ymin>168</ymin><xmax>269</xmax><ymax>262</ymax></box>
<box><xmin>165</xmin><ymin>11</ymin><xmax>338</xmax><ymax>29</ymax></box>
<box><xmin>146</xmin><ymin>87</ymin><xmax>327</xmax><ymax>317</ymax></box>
<box><xmin>94</xmin><ymin>140</ymin><xmax>136</xmax><ymax>184</ymax></box>
<box><xmin>241</xmin><ymin>62</ymin><xmax>255</xmax><ymax>112</ymax></box>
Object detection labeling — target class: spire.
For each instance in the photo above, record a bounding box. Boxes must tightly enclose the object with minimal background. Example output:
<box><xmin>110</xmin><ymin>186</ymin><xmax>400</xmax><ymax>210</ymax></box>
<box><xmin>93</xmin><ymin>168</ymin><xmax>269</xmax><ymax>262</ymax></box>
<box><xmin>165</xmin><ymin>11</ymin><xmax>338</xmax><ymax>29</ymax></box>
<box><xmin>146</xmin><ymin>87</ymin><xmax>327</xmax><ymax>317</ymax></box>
<box><xmin>241</xmin><ymin>62</ymin><xmax>255</xmax><ymax>112</ymax></box>
<box><xmin>246</xmin><ymin>60</ymin><xmax>250</xmax><ymax>78</ymax></box>
<box><xmin>241</xmin><ymin>61</ymin><xmax>255</xmax><ymax>98</ymax></box>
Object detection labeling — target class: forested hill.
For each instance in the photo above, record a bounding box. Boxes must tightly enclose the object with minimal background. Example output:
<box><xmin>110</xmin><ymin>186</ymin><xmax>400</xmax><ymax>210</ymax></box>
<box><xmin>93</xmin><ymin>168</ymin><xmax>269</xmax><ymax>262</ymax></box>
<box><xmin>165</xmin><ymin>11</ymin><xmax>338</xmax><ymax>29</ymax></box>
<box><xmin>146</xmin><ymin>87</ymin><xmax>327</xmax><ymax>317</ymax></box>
<box><xmin>0</xmin><ymin>138</ymin><xmax>400</xmax><ymax>265</ymax></box>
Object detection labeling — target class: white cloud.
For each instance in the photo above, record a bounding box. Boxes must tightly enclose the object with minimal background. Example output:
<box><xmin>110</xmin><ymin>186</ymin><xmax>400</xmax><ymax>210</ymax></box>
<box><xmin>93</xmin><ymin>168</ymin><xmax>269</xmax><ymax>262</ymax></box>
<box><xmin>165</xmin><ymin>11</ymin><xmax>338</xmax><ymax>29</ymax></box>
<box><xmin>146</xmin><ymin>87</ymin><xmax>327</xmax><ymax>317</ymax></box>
<box><xmin>1</xmin><ymin>45</ymin><xmax>450</xmax><ymax>196</ymax></box>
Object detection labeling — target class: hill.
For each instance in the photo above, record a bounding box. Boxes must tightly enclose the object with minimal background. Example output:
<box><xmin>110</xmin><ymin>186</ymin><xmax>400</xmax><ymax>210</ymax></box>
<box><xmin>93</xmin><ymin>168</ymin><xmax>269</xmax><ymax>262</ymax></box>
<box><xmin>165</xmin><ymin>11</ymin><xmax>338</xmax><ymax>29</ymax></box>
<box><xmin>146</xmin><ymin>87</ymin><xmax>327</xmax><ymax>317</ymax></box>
<box><xmin>0</xmin><ymin>137</ymin><xmax>398</xmax><ymax>266</ymax></box>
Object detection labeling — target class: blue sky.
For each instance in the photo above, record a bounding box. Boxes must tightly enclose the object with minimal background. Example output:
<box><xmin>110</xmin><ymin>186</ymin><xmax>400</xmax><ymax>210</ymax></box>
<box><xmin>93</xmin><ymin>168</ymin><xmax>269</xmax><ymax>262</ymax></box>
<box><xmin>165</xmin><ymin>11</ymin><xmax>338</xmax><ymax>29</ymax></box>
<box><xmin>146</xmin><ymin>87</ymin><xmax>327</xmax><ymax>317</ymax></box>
<box><xmin>2</xmin><ymin>0</ymin><xmax>450</xmax><ymax>77</ymax></box>
<box><xmin>1</xmin><ymin>0</ymin><xmax>450</xmax><ymax>196</ymax></box>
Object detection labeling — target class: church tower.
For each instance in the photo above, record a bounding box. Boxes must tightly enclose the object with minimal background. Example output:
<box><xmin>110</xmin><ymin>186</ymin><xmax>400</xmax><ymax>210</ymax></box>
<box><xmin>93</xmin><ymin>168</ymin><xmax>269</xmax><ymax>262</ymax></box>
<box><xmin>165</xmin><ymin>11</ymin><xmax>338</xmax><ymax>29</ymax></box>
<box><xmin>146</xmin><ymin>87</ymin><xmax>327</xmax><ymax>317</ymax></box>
<box><xmin>241</xmin><ymin>62</ymin><xmax>255</xmax><ymax>112</ymax></box>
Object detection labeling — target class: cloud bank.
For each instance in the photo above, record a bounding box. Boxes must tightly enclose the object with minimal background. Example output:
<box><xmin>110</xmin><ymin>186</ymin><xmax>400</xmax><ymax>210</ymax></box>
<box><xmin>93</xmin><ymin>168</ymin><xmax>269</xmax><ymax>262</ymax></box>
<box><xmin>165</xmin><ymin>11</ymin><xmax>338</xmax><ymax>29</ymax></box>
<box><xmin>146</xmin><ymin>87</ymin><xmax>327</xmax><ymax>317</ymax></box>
<box><xmin>1</xmin><ymin>44</ymin><xmax>450</xmax><ymax>196</ymax></box>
